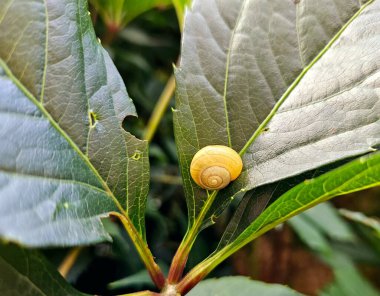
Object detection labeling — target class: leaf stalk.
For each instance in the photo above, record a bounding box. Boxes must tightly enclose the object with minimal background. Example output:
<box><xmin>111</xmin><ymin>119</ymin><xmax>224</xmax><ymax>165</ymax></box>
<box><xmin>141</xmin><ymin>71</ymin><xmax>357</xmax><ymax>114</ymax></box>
<box><xmin>110</xmin><ymin>212</ymin><xmax>166</xmax><ymax>289</ymax></box>
<box><xmin>167</xmin><ymin>191</ymin><xmax>218</xmax><ymax>283</ymax></box>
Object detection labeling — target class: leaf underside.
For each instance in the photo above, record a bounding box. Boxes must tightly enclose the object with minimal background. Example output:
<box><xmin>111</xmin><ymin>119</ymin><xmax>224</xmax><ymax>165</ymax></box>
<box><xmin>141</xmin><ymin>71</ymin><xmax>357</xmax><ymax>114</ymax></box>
<box><xmin>0</xmin><ymin>0</ymin><xmax>149</xmax><ymax>246</ymax></box>
<box><xmin>174</xmin><ymin>0</ymin><xmax>380</xmax><ymax>227</ymax></box>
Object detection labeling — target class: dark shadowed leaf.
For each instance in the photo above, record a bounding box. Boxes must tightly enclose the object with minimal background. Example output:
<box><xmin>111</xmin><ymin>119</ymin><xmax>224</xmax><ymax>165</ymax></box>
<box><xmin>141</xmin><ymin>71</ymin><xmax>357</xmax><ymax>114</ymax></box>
<box><xmin>0</xmin><ymin>0</ymin><xmax>149</xmax><ymax>246</ymax></box>
<box><xmin>0</xmin><ymin>244</ymin><xmax>87</xmax><ymax>296</ymax></box>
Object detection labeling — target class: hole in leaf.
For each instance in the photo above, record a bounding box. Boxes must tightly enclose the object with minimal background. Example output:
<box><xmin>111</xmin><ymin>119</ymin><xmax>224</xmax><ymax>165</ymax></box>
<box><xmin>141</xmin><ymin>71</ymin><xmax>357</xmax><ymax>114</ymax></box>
<box><xmin>122</xmin><ymin>115</ymin><xmax>138</xmax><ymax>134</ymax></box>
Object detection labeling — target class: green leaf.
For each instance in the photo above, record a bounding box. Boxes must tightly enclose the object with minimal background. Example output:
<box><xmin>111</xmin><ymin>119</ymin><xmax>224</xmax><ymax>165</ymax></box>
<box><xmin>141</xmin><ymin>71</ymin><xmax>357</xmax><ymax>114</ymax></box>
<box><xmin>108</xmin><ymin>269</ymin><xmax>154</xmax><ymax>290</ymax></box>
<box><xmin>0</xmin><ymin>244</ymin><xmax>87</xmax><ymax>296</ymax></box>
<box><xmin>0</xmin><ymin>0</ymin><xmax>149</xmax><ymax>246</ymax></box>
<box><xmin>171</xmin><ymin>0</ymin><xmax>191</xmax><ymax>29</ymax></box>
<box><xmin>187</xmin><ymin>276</ymin><xmax>302</xmax><ymax>296</ymax></box>
<box><xmin>90</xmin><ymin>0</ymin><xmax>172</xmax><ymax>29</ymax></box>
<box><xmin>216</xmin><ymin>152</ymin><xmax>380</xmax><ymax>263</ymax></box>
<box><xmin>174</xmin><ymin>0</ymin><xmax>380</xmax><ymax>228</ymax></box>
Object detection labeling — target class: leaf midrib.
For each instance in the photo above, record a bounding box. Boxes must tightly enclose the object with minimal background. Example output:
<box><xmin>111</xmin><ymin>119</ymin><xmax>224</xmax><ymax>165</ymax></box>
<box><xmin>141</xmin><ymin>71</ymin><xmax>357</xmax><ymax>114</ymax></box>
<box><xmin>0</xmin><ymin>57</ymin><xmax>125</xmax><ymax>215</ymax></box>
<box><xmin>40</xmin><ymin>0</ymin><xmax>48</xmax><ymax>103</ymax></box>
<box><xmin>222</xmin><ymin>0</ymin><xmax>249</xmax><ymax>148</ymax></box>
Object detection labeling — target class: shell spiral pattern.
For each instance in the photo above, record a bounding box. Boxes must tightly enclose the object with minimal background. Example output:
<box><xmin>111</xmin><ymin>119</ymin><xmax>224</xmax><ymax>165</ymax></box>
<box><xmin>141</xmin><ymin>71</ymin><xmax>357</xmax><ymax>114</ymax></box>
<box><xmin>190</xmin><ymin>145</ymin><xmax>243</xmax><ymax>190</ymax></box>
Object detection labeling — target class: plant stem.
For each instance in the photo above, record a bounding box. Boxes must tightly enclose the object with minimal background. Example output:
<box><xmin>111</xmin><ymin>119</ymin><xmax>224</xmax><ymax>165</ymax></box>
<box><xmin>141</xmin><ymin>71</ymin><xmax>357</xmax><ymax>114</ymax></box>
<box><xmin>175</xmin><ymin>255</ymin><xmax>215</xmax><ymax>295</ymax></box>
<box><xmin>58</xmin><ymin>247</ymin><xmax>83</xmax><ymax>278</ymax></box>
<box><xmin>110</xmin><ymin>212</ymin><xmax>166</xmax><ymax>290</ymax></box>
<box><xmin>167</xmin><ymin>191</ymin><xmax>218</xmax><ymax>283</ymax></box>
<box><xmin>143</xmin><ymin>75</ymin><xmax>176</xmax><ymax>142</ymax></box>
<box><xmin>176</xmin><ymin>189</ymin><xmax>329</xmax><ymax>294</ymax></box>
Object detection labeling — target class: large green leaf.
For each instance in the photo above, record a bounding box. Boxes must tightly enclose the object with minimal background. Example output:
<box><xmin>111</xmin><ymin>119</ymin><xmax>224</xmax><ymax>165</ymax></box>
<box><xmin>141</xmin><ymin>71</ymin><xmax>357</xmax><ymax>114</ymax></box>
<box><xmin>187</xmin><ymin>276</ymin><xmax>302</xmax><ymax>296</ymax></box>
<box><xmin>174</xmin><ymin>0</ymin><xmax>380</xmax><ymax>227</ymax></box>
<box><xmin>0</xmin><ymin>244</ymin><xmax>87</xmax><ymax>296</ymax></box>
<box><xmin>0</xmin><ymin>0</ymin><xmax>149</xmax><ymax>246</ymax></box>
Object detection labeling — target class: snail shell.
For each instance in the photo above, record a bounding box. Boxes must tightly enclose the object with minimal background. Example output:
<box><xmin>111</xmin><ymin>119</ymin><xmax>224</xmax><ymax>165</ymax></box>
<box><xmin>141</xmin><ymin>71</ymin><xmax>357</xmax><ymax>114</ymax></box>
<box><xmin>190</xmin><ymin>145</ymin><xmax>243</xmax><ymax>190</ymax></box>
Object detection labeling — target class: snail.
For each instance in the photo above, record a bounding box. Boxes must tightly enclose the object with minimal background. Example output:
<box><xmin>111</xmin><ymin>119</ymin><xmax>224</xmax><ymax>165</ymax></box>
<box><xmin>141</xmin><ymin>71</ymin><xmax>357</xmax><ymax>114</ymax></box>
<box><xmin>190</xmin><ymin>145</ymin><xmax>243</xmax><ymax>190</ymax></box>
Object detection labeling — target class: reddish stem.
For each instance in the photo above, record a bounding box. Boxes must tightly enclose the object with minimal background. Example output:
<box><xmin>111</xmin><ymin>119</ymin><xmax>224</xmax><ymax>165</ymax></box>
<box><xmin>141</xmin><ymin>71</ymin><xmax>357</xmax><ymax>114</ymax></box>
<box><xmin>167</xmin><ymin>245</ymin><xmax>189</xmax><ymax>283</ymax></box>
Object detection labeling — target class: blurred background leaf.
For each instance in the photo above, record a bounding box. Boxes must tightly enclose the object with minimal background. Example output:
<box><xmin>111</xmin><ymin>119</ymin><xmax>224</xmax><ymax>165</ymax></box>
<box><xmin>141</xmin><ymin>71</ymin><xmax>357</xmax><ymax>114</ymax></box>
<box><xmin>187</xmin><ymin>276</ymin><xmax>302</xmax><ymax>296</ymax></box>
<box><xmin>90</xmin><ymin>0</ymin><xmax>172</xmax><ymax>31</ymax></box>
<box><xmin>289</xmin><ymin>203</ymin><xmax>380</xmax><ymax>296</ymax></box>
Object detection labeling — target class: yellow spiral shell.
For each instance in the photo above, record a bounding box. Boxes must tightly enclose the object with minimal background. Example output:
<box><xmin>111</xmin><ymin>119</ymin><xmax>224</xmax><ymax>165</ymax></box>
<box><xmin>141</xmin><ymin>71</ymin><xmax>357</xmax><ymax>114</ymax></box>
<box><xmin>190</xmin><ymin>145</ymin><xmax>243</xmax><ymax>190</ymax></box>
